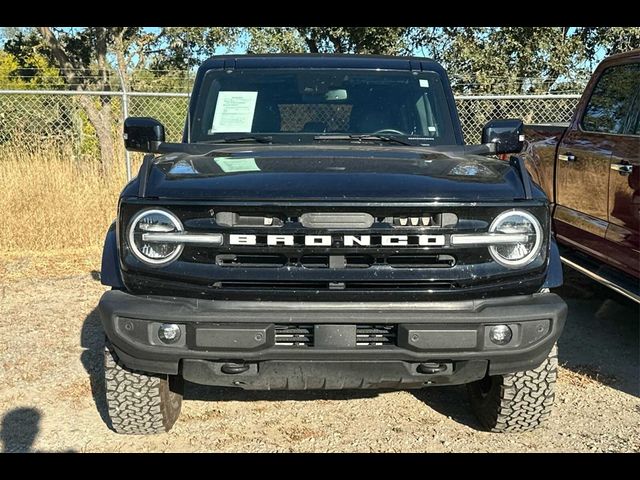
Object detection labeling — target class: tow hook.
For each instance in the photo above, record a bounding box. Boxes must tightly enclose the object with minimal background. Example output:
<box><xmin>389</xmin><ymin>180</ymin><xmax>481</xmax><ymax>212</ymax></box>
<box><xmin>417</xmin><ymin>362</ymin><xmax>449</xmax><ymax>374</ymax></box>
<box><xmin>221</xmin><ymin>363</ymin><xmax>250</xmax><ymax>374</ymax></box>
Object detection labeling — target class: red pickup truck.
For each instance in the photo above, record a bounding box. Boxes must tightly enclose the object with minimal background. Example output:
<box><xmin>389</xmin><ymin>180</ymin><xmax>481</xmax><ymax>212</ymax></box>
<box><xmin>523</xmin><ymin>49</ymin><xmax>639</xmax><ymax>302</ymax></box>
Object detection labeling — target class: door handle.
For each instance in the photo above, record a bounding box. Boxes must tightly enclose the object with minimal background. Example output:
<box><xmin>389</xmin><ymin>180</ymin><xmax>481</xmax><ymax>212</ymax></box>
<box><xmin>558</xmin><ymin>153</ymin><xmax>576</xmax><ymax>162</ymax></box>
<box><xmin>611</xmin><ymin>163</ymin><xmax>633</xmax><ymax>175</ymax></box>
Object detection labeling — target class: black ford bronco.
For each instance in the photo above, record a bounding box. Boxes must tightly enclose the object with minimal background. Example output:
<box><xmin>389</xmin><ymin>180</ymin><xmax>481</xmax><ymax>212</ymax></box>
<box><xmin>99</xmin><ymin>54</ymin><xmax>567</xmax><ymax>435</ymax></box>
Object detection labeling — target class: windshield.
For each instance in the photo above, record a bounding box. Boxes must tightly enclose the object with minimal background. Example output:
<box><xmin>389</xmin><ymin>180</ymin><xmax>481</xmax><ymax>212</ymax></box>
<box><xmin>190</xmin><ymin>69</ymin><xmax>458</xmax><ymax>146</ymax></box>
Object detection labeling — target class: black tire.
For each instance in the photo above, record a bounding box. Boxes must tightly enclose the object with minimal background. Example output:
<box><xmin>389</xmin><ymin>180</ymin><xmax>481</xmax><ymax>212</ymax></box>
<box><xmin>104</xmin><ymin>339</ymin><xmax>183</xmax><ymax>434</ymax></box>
<box><xmin>467</xmin><ymin>344</ymin><xmax>558</xmax><ymax>433</ymax></box>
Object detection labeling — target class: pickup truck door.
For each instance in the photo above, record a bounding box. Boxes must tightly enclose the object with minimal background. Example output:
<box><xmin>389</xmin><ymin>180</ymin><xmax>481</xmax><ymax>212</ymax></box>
<box><xmin>555</xmin><ymin>62</ymin><xmax>640</xmax><ymax>268</ymax></box>
<box><xmin>606</xmin><ymin>85</ymin><xmax>640</xmax><ymax>278</ymax></box>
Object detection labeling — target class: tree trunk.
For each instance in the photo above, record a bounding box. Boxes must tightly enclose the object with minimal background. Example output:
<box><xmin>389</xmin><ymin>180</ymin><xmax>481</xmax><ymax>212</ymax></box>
<box><xmin>77</xmin><ymin>96</ymin><xmax>116</xmax><ymax>172</ymax></box>
<box><xmin>328</xmin><ymin>34</ymin><xmax>343</xmax><ymax>53</ymax></box>
<box><xmin>38</xmin><ymin>26</ymin><xmax>117</xmax><ymax>171</ymax></box>
<box><xmin>298</xmin><ymin>28</ymin><xmax>319</xmax><ymax>53</ymax></box>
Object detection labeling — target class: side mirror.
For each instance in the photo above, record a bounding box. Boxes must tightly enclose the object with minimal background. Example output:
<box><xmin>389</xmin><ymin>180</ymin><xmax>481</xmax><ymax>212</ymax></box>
<box><xmin>482</xmin><ymin>119</ymin><xmax>524</xmax><ymax>154</ymax></box>
<box><xmin>124</xmin><ymin>117</ymin><xmax>165</xmax><ymax>153</ymax></box>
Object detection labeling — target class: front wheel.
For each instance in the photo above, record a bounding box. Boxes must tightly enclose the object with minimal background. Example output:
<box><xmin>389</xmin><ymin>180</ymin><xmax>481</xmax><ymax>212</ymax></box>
<box><xmin>104</xmin><ymin>339</ymin><xmax>183</xmax><ymax>434</ymax></box>
<box><xmin>467</xmin><ymin>344</ymin><xmax>558</xmax><ymax>433</ymax></box>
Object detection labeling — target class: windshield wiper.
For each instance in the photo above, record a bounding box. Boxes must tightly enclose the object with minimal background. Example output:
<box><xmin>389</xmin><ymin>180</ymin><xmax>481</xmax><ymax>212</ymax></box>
<box><xmin>207</xmin><ymin>135</ymin><xmax>273</xmax><ymax>144</ymax></box>
<box><xmin>313</xmin><ymin>134</ymin><xmax>413</xmax><ymax>146</ymax></box>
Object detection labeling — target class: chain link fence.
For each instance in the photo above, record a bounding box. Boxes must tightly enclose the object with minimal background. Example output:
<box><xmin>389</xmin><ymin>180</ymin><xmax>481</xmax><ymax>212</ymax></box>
<box><xmin>0</xmin><ymin>90</ymin><xmax>580</xmax><ymax>153</ymax></box>
<box><xmin>455</xmin><ymin>94</ymin><xmax>580</xmax><ymax>143</ymax></box>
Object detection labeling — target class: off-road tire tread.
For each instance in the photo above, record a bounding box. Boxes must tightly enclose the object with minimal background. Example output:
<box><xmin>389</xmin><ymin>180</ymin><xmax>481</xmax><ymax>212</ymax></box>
<box><xmin>468</xmin><ymin>344</ymin><xmax>558</xmax><ymax>433</ymax></box>
<box><xmin>104</xmin><ymin>340</ymin><xmax>182</xmax><ymax>435</ymax></box>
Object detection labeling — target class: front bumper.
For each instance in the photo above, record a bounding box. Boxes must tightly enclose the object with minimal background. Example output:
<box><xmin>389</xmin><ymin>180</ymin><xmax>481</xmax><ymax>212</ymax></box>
<box><xmin>99</xmin><ymin>290</ymin><xmax>567</xmax><ymax>389</ymax></box>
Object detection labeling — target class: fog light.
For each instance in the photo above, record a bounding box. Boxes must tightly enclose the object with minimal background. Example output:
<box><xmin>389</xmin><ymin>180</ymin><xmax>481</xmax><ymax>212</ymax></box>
<box><xmin>158</xmin><ymin>323</ymin><xmax>181</xmax><ymax>344</ymax></box>
<box><xmin>489</xmin><ymin>325</ymin><xmax>512</xmax><ymax>345</ymax></box>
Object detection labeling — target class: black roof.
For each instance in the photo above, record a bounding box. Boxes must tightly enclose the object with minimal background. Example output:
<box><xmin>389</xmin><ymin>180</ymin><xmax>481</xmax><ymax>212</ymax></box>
<box><xmin>198</xmin><ymin>53</ymin><xmax>444</xmax><ymax>73</ymax></box>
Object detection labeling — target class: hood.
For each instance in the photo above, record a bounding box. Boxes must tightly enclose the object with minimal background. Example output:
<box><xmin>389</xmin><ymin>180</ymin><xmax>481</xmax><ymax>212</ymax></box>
<box><xmin>137</xmin><ymin>145</ymin><xmax>527</xmax><ymax>202</ymax></box>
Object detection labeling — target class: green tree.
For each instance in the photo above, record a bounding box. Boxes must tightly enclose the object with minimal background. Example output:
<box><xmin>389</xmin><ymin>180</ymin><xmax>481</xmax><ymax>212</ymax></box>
<box><xmin>410</xmin><ymin>27</ymin><xmax>640</xmax><ymax>94</ymax></box>
<box><xmin>0</xmin><ymin>27</ymin><xmax>33</xmax><ymax>46</ymax></box>
<box><xmin>28</xmin><ymin>27</ymin><xmax>237</xmax><ymax>168</ymax></box>
<box><xmin>148</xmin><ymin>27</ymin><xmax>239</xmax><ymax>70</ymax></box>
<box><xmin>580</xmin><ymin>27</ymin><xmax>640</xmax><ymax>65</ymax></box>
<box><xmin>36</xmin><ymin>27</ymin><xmax>130</xmax><ymax>169</ymax></box>
<box><xmin>245</xmin><ymin>28</ymin><xmax>306</xmax><ymax>54</ymax></box>
<box><xmin>4</xmin><ymin>26</ymin><xmax>639</xmax><ymax>160</ymax></box>
<box><xmin>245</xmin><ymin>27</ymin><xmax>410</xmax><ymax>55</ymax></box>
<box><xmin>2</xmin><ymin>32</ymin><xmax>63</xmax><ymax>89</ymax></box>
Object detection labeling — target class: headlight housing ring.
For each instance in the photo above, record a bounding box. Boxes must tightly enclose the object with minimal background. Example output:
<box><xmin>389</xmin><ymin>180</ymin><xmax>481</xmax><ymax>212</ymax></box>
<box><xmin>488</xmin><ymin>209</ymin><xmax>543</xmax><ymax>268</ymax></box>
<box><xmin>127</xmin><ymin>208</ymin><xmax>184</xmax><ymax>266</ymax></box>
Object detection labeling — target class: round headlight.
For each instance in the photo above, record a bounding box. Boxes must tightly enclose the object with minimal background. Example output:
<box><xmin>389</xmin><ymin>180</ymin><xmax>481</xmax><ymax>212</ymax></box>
<box><xmin>128</xmin><ymin>209</ymin><xmax>184</xmax><ymax>265</ymax></box>
<box><xmin>489</xmin><ymin>210</ymin><xmax>543</xmax><ymax>268</ymax></box>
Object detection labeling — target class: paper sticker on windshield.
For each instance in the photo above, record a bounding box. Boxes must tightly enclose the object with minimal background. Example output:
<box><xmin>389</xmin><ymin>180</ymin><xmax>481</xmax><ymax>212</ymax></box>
<box><xmin>214</xmin><ymin>157</ymin><xmax>260</xmax><ymax>173</ymax></box>
<box><xmin>210</xmin><ymin>91</ymin><xmax>258</xmax><ymax>133</ymax></box>
<box><xmin>419</xmin><ymin>79</ymin><xmax>430</xmax><ymax>88</ymax></box>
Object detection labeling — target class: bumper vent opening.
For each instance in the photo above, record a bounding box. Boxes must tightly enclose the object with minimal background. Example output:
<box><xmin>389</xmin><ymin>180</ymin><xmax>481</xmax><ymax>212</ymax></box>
<box><xmin>275</xmin><ymin>325</ymin><xmax>314</xmax><ymax>347</ymax></box>
<box><xmin>356</xmin><ymin>325</ymin><xmax>397</xmax><ymax>347</ymax></box>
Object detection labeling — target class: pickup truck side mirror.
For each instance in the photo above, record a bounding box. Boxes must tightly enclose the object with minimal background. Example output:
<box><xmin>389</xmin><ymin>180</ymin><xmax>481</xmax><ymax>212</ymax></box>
<box><xmin>482</xmin><ymin>119</ymin><xmax>525</xmax><ymax>154</ymax></box>
<box><xmin>124</xmin><ymin>117</ymin><xmax>165</xmax><ymax>153</ymax></box>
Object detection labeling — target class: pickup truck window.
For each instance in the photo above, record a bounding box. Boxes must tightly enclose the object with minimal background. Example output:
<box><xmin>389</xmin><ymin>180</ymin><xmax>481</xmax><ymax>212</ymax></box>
<box><xmin>581</xmin><ymin>63</ymin><xmax>640</xmax><ymax>135</ymax></box>
<box><xmin>192</xmin><ymin>69</ymin><xmax>457</xmax><ymax>145</ymax></box>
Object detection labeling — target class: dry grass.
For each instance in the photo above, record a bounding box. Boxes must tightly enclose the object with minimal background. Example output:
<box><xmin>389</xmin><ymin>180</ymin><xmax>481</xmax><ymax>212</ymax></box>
<box><xmin>0</xmin><ymin>247</ymin><xmax>103</xmax><ymax>283</ymax></box>
<box><xmin>0</xmin><ymin>144</ymin><xmax>140</xmax><ymax>280</ymax></box>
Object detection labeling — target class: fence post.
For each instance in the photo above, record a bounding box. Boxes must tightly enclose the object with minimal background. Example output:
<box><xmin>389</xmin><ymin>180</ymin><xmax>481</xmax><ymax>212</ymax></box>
<box><xmin>116</xmin><ymin>68</ymin><xmax>132</xmax><ymax>181</ymax></box>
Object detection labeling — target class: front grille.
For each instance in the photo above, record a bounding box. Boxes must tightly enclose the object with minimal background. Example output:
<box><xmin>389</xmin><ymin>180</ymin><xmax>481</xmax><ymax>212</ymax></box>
<box><xmin>122</xmin><ymin>203</ymin><xmax>549</xmax><ymax>299</ymax></box>
<box><xmin>275</xmin><ymin>325</ymin><xmax>314</xmax><ymax>347</ymax></box>
<box><xmin>356</xmin><ymin>325</ymin><xmax>397</xmax><ymax>347</ymax></box>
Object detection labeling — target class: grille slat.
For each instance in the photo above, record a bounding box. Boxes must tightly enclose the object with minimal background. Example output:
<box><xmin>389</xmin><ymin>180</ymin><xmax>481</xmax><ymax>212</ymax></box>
<box><xmin>356</xmin><ymin>325</ymin><xmax>397</xmax><ymax>347</ymax></box>
<box><xmin>275</xmin><ymin>325</ymin><xmax>314</xmax><ymax>347</ymax></box>
<box><xmin>274</xmin><ymin>324</ymin><xmax>396</xmax><ymax>348</ymax></box>
<box><xmin>215</xmin><ymin>254</ymin><xmax>286</xmax><ymax>267</ymax></box>
<box><xmin>213</xmin><ymin>281</ymin><xmax>455</xmax><ymax>290</ymax></box>
<box><xmin>387</xmin><ymin>254</ymin><xmax>456</xmax><ymax>268</ymax></box>
<box><xmin>301</xmin><ymin>255</ymin><xmax>374</xmax><ymax>269</ymax></box>
<box><xmin>203</xmin><ymin>253</ymin><xmax>457</xmax><ymax>269</ymax></box>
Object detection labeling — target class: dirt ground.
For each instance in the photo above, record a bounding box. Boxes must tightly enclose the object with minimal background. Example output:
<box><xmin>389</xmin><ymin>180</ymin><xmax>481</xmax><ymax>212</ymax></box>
<box><xmin>0</xmin><ymin>261</ymin><xmax>638</xmax><ymax>452</ymax></box>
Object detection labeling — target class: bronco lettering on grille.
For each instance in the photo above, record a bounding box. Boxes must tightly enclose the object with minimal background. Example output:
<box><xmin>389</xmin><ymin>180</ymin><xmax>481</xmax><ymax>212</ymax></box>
<box><xmin>228</xmin><ymin>234</ymin><xmax>446</xmax><ymax>247</ymax></box>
